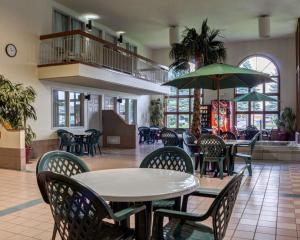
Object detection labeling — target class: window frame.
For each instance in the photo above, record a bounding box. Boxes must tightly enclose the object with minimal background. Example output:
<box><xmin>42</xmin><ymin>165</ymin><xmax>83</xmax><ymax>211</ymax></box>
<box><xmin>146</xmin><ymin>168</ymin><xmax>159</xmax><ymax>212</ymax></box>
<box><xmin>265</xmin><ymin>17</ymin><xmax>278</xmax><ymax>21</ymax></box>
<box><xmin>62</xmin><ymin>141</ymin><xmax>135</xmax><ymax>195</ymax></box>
<box><xmin>234</xmin><ymin>54</ymin><xmax>280</xmax><ymax>129</ymax></box>
<box><xmin>52</xmin><ymin>89</ymin><xmax>85</xmax><ymax>129</ymax></box>
<box><xmin>164</xmin><ymin>89</ymin><xmax>204</xmax><ymax>129</ymax></box>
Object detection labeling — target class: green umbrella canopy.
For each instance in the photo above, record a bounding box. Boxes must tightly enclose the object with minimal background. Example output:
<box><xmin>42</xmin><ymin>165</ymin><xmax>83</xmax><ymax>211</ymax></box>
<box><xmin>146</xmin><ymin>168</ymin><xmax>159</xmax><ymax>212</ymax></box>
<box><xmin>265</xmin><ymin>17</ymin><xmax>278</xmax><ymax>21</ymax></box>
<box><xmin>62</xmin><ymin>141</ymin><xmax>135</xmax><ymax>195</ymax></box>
<box><xmin>163</xmin><ymin>63</ymin><xmax>273</xmax><ymax>89</ymax></box>
<box><xmin>233</xmin><ymin>91</ymin><xmax>277</xmax><ymax>102</ymax></box>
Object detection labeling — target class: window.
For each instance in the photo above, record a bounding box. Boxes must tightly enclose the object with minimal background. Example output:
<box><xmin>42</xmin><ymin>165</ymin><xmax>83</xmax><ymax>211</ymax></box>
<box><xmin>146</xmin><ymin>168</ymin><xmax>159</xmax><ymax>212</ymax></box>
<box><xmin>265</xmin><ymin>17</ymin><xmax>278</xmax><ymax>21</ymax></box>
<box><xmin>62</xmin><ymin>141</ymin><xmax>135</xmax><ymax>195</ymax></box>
<box><xmin>53</xmin><ymin>9</ymin><xmax>84</xmax><ymax>32</ymax></box>
<box><xmin>104</xmin><ymin>96</ymin><xmax>116</xmax><ymax>110</ymax></box>
<box><xmin>164</xmin><ymin>63</ymin><xmax>203</xmax><ymax>129</ymax></box>
<box><xmin>235</xmin><ymin>55</ymin><xmax>280</xmax><ymax>129</ymax></box>
<box><xmin>53</xmin><ymin>90</ymin><xmax>84</xmax><ymax>128</ymax></box>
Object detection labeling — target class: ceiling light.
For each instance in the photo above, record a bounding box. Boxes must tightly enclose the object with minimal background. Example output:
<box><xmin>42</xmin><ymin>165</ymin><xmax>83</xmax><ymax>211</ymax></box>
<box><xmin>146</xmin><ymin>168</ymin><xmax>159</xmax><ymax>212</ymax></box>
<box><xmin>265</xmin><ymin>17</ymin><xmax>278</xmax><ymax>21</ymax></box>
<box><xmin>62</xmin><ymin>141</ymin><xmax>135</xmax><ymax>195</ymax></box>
<box><xmin>169</xmin><ymin>25</ymin><xmax>180</xmax><ymax>46</ymax></box>
<box><xmin>82</xmin><ymin>13</ymin><xmax>100</xmax><ymax>20</ymax></box>
<box><xmin>258</xmin><ymin>15</ymin><xmax>270</xmax><ymax>38</ymax></box>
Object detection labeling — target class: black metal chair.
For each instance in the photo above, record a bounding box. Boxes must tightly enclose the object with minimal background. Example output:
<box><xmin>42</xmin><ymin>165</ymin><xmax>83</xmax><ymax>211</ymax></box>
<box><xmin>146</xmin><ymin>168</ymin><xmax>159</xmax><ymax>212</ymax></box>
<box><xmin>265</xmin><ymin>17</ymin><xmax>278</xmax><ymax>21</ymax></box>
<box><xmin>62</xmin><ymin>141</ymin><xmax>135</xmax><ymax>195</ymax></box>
<box><xmin>233</xmin><ymin>132</ymin><xmax>260</xmax><ymax>176</ymax></box>
<box><xmin>85</xmin><ymin>131</ymin><xmax>102</xmax><ymax>156</ymax></box>
<box><xmin>161</xmin><ymin>129</ymin><xmax>180</xmax><ymax>147</ymax></box>
<box><xmin>85</xmin><ymin>129</ymin><xmax>102</xmax><ymax>155</ymax></box>
<box><xmin>56</xmin><ymin>129</ymin><xmax>69</xmax><ymax>150</ymax></box>
<box><xmin>220</xmin><ymin>131</ymin><xmax>237</xmax><ymax>140</ymax></box>
<box><xmin>60</xmin><ymin>132</ymin><xmax>77</xmax><ymax>153</ymax></box>
<box><xmin>37</xmin><ymin>171</ymin><xmax>146</xmax><ymax>240</ymax></box>
<box><xmin>36</xmin><ymin>151</ymin><xmax>90</xmax><ymax>240</ymax></box>
<box><xmin>152</xmin><ymin>169</ymin><xmax>245</xmax><ymax>240</ymax></box>
<box><xmin>199</xmin><ymin>135</ymin><xmax>227</xmax><ymax>179</ymax></box>
<box><xmin>182</xmin><ymin>131</ymin><xmax>202</xmax><ymax>171</ymax></box>
<box><xmin>138</xmin><ymin>126</ymin><xmax>151</xmax><ymax>143</ymax></box>
<box><xmin>140</xmin><ymin>146</ymin><xmax>194</xmax><ymax>211</ymax></box>
<box><xmin>245</xmin><ymin>125</ymin><xmax>259</xmax><ymax>140</ymax></box>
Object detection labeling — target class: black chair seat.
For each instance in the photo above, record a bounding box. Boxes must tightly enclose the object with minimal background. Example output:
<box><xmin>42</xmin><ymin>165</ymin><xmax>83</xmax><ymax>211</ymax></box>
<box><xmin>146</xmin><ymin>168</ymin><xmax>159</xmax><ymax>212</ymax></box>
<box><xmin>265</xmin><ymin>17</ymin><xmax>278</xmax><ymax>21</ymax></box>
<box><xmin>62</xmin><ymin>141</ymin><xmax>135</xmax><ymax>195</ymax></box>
<box><xmin>163</xmin><ymin>220</ymin><xmax>213</xmax><ymax>240</ymax></box>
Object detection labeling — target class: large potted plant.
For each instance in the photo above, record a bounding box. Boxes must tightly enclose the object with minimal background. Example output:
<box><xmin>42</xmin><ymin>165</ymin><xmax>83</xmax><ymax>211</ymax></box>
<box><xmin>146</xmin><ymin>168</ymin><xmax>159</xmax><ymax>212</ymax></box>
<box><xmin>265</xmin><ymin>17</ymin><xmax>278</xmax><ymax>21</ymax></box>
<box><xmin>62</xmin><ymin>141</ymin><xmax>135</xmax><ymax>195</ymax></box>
<box><xmin>149</xmin><ymin>98</ymin><xmax>164</xmax><ymax>127</ymax></box>
<box><xmin>0</xmin><ymin>75</ymin><xmax>37</xmax><ymax>162</ymax></box>
<box><xmin>169</xmin><ymin>19</ymin><xmax>226</xmax><ymax>137</ymax></box>
<box><xmin>275</xmin><ymin>107</ymin><xmax>296</xmax><ymax>141</ymax></box>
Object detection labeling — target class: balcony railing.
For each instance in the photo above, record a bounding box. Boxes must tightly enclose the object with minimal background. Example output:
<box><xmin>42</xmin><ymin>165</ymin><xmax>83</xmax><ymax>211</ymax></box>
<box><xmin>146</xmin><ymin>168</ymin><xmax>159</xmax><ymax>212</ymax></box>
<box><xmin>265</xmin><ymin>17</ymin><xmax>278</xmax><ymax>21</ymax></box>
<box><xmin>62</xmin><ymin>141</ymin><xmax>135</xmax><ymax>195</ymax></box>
<box><xmin>39</xmin><ymin>30</ymin><xmax>168</xmax><ymax>84</ymax></box>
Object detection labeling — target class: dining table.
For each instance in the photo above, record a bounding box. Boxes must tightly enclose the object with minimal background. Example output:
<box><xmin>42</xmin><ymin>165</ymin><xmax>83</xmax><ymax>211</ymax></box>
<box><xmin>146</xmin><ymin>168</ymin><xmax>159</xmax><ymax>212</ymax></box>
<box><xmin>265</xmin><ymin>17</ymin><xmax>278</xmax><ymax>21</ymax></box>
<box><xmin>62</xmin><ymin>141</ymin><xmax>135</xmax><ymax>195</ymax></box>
<box><xmin>73</xmin><ymin>168</ymin><xmax>200</xmax><ymax>240</ymax></box>
<box><xmin>69</xmin><ymin>130</ymin><xmax>92</xmax><ymax>155</ymax></box>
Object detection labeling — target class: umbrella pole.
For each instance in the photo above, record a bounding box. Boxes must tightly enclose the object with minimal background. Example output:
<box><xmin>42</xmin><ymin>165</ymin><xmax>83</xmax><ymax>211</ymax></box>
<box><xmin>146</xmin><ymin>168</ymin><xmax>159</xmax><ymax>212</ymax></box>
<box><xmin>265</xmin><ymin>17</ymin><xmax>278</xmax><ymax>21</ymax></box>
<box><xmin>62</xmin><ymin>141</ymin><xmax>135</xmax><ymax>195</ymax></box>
<box><xmin>217</xmin><ymin>81</ymin><xmax>220</xmax><ymax>135</ymax></box>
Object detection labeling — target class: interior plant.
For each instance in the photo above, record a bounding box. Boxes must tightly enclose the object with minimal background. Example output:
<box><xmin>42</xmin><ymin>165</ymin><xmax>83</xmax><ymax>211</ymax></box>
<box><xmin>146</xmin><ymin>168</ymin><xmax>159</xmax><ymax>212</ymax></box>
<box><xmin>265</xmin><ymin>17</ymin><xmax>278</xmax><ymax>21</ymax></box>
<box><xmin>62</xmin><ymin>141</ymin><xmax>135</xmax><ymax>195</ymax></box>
<box><xmin>0</xmin><ymin>75</ymin><xmax>37</xmax><ymax>161</ymax></box>
<box><xmin>275</xmin><ymin>107</ymin><xmax>296</xmax><ymax>139</ymax></box>
<box><xmin>169</xmin><ymin>19</ymin><xmax>226</xmax><ymax>137</ymax></box>
<box><xmin>149</xmin><ymin>98</ymin><xmax>164</xmax><ymax>127</ymax></box>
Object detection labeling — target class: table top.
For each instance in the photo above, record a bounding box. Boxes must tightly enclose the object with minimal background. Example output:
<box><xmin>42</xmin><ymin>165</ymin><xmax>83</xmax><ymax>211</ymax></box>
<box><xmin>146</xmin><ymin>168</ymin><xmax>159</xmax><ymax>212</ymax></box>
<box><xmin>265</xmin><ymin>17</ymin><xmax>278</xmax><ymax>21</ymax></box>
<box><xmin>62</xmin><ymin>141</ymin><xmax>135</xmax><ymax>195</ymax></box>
<box><xmin>224</xmin><ymin>140</ymin><xmax>251</xmax><ymax>146</ymax></box>
<box><xmin>73</xmin><ymin>168</ymin><xmax>200</xmax><ymax>202</ymax></box>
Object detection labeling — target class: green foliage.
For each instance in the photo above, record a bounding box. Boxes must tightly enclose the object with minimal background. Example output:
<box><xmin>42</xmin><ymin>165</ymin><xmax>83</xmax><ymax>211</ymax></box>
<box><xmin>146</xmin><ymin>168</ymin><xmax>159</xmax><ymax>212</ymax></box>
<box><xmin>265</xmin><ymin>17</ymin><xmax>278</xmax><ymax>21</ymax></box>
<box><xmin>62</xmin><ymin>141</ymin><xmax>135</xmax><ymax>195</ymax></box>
<box><xmin>0</xmin><ymin>75</ymin><xmax>37</xmax><ymax>146</ymax></box>
<box><xmin>169</xmin><ymin>19</ymin><xmax>226</xmax><ymax>73</ymax></box>
<box><xmin>275</xmin><ymin>107</ymin><xmax>296</xmax><ymax>133</ymax></box>
<box><xmin>25</xmin><ymin>125</ymin><xmax>36</xmax><ymax>146</ymax></box>
<box><xmin>149</xmin><ymin>99</ymin><xmax>164</xmax><ymax>127</ymax></box>
<box><xmin>169</xmin><ymin>19</ymin><xmax>226</xmax><ymax>135</ymax></box>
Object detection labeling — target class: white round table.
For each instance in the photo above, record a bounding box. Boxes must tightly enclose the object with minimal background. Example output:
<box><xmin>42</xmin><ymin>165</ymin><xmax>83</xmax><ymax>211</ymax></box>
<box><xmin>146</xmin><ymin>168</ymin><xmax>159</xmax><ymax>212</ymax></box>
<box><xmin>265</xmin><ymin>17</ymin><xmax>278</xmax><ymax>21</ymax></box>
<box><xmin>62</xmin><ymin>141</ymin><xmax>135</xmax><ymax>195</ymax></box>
<box><xmin>73</xmin><ymin>168</ymin><xmax>200</xmax><ymax>202</ymax></box>
<box><xmin>73</xmin><ymin>168</ymin><xmax>200</xmax><ymax>240</ymax></box>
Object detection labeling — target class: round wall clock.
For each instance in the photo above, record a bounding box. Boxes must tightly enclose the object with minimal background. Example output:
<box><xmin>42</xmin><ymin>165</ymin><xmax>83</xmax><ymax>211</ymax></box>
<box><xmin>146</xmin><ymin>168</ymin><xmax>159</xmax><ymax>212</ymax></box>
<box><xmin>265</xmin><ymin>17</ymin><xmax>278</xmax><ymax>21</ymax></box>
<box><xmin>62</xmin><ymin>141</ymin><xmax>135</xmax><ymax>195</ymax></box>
<box><xmin>5</xmin><ymin>44</ymin><xmax>17</xmax><ymax>57</ymax></box>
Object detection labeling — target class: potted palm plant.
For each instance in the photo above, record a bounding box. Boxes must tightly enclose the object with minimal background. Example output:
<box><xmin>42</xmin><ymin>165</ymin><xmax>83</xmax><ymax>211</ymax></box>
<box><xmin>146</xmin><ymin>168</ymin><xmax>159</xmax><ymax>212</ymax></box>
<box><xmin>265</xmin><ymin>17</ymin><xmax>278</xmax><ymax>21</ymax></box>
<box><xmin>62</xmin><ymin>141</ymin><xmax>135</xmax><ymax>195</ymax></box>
<box><xmin>0</xmin><ymin>75</ymin><xmax>37</xmax><ymax>162</ymax></box>
<box><xmin>169</xmin><ymin>19</ymin><xmax>226</xmax><ymax>137</ymax></box>
<box><xmin>275</xmin><ymin>107</ymin><xmax>296</xmax><ymax>141</ymax></box>
<box><xmin>149</xmin><ymin>99</ymin><xmax>164</xmax><ymax>127</ymax></box>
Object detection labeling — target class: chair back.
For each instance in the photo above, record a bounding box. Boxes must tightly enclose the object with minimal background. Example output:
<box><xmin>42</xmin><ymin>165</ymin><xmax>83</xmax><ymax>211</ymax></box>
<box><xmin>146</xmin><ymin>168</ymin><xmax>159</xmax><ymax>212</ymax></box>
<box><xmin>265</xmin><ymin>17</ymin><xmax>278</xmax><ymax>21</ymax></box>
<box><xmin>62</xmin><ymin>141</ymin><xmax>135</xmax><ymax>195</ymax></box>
<box><xmin>87</xmin><ymin>131</ymin><xmax>101</xmax><ymax>145</ymax></box>
<box><xmin>36</xmin><ymin>151</ymin><xmax>90</xmax><ymax>203</ymax></box>
<box><xmin>245</xmin><ymin>125</ymin><xmax>259</xmax><ymax>140</ymax></box>
<box><xmin>60</xmin><ymin>132</ymin><xmax>75</xmax><ymax>146</ymax></box>
<box><xmin>250</xmin><ymin>132</ymin><xmax>260</xmax><ymax>154</ymax></box>
<box><xmin>182</xmin><ymin>131</ymin><xmax>197</xmax><ymax>155</ymax></box>
<box><xmin>56</xmin><ymin>129</ymin><xmax>69</xmax><ymax>137</ymax></box>
<box><xmin>37</xmin><ymin>171</ymin><xmax>114</xmax><ymax>240</ymax></box>
<box><xmin>138</xmin><ymin>126</ymin><xmax>150</xmax><ymax>136</ymax></box>
<box><xmin>220</xmin><ymin>131</ymin><xmax>237</xmax><ymax>140</ymax></box>
<box><xmin>140</xmin><ymin>146</ymin><xmax>194</xmax><ymax>174</ymax></box>
<box><xmin>209</xmin><ymin>169</ymin><xmax>244</xmax><ymax>240</ymax></box>
<box><xmin>161</xmin><ymin>129</ymin><xmax>180</xmax><ymax>147</ymax></box>
<box><xmin>174</xmin><ymin>128</ymin><xmax>186</xmax><ymax>135</ymax></box>
<box><xmin>199</xmin><ymin>135</ymin><xmax>226</xmax><ymax>160</ymax></box>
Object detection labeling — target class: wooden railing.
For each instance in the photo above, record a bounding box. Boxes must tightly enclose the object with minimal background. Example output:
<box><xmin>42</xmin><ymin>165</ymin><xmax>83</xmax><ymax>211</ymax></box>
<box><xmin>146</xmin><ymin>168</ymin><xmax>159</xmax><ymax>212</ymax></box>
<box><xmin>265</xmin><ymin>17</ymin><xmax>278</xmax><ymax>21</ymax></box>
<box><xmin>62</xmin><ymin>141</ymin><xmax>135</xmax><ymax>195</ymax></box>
<box><xmin>39</xmin><ymin>30</ymin><xmax>169</xmax><ymax>84</ymax></box>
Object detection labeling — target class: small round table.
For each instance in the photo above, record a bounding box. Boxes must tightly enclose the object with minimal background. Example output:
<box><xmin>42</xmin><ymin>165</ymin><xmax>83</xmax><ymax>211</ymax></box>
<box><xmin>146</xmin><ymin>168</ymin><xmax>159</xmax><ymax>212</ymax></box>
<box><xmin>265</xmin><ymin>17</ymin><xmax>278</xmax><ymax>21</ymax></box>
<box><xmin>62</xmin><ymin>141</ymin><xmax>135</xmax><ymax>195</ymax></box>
<box><xmin>73</xmin><ymin>168</ymin><xmax>200</xmax><ymax>240</ymax></box>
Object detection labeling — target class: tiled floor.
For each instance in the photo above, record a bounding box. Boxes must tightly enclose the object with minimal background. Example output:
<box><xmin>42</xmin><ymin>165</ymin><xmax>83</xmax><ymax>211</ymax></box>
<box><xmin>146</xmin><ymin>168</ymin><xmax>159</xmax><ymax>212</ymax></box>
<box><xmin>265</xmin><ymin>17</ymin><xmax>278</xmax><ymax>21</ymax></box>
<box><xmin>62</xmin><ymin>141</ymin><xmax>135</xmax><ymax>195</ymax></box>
<box><xmin>1</xmin><ymin>144</ymin><xmax>300</xmax><ymax>239</ymax></box>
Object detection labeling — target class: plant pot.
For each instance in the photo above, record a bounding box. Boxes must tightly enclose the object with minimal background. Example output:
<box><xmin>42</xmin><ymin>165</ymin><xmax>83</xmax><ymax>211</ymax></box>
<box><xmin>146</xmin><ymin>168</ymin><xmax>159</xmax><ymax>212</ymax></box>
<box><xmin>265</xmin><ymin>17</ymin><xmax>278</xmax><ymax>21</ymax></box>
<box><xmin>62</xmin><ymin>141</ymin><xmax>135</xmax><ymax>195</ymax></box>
<box><xmin>25</xmin><ymin>146</ymin><xmax>32</xmax><ymax>163</ymax></box>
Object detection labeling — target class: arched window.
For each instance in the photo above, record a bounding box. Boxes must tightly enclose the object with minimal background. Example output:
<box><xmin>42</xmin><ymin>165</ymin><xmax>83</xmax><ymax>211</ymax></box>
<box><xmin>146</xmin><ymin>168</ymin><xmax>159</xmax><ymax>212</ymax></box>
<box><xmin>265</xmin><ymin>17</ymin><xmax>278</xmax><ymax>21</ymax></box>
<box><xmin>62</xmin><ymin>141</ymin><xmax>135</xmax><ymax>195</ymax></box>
<box><xmin>164</xmin><ymin>63</ymin><xmax>204</xmax><ymax>129</ymax></box>
<box><xmin>235</xmin><ymin>55</ymin><xmax>280</xmax><ymax>129</ymax></box>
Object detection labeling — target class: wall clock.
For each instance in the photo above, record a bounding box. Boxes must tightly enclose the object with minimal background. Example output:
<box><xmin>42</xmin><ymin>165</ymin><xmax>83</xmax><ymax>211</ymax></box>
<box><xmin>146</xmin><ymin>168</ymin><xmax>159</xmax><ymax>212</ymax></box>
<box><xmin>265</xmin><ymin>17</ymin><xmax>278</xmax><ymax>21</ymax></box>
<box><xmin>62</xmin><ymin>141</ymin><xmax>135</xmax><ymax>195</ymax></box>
<box><xmin>5</xmin><ymin>44</ymin><xmax>17</xmax><ymax>57</ymax></box>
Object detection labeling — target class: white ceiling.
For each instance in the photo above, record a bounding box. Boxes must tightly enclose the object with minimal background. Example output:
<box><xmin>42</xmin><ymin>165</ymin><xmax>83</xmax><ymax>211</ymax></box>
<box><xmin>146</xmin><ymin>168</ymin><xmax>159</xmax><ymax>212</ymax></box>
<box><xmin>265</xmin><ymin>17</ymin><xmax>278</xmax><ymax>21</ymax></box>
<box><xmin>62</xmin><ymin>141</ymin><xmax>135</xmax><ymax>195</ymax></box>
<box><xmin>56</xmin><ymin>0</ymin><xmax>299</xmax><ymax>48</ymax></box>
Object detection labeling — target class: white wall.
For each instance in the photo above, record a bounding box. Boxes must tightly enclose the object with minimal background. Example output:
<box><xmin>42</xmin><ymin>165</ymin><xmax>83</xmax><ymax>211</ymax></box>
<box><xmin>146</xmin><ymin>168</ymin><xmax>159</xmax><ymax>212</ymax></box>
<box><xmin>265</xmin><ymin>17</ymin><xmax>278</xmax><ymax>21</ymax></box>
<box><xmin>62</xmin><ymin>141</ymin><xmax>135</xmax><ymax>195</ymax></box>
<box><xmin>0</xmin><ymin>0</ymin><xmax>152</xmax><ymax>141</ymax></box>
<box><xmin>152</xmin><ymin>36</ymin><xmax>296</xmax><ymax>111</ymax></box>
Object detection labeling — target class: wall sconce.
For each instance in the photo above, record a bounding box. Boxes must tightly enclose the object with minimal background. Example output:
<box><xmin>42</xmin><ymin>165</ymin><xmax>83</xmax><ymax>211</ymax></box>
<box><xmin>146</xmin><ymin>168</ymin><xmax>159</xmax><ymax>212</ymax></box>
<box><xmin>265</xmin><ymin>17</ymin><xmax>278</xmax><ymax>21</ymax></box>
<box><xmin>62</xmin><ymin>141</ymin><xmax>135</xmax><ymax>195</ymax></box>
<box><xmin>86</xmin><ymin>20</ymin><xmax>92</xmax><ymax>31</ymax></box>
<box><xmin>85</xmin><ymin>94</ymin><xmax>91</xmax><ymax>100</ymax></box>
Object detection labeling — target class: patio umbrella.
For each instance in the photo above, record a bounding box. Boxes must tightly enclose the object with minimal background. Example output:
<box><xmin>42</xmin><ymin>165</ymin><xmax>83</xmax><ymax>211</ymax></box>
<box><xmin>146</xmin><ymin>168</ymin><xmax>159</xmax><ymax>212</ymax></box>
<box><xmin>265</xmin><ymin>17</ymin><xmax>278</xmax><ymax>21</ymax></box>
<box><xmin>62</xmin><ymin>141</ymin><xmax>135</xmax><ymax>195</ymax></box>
<box><xmin>233</xmin><ymin>91</ymin><xmax>278</xmax><ymax>134</ymax></box>
<box><xmin>163</xmin><ymin>63</ymin><xmax>273</xmax><ymax>133</ymax></box>
<box><xmin>232</xmin><ymin>91</ymin><xmax>277</xmax><ymax>102</ymax></box>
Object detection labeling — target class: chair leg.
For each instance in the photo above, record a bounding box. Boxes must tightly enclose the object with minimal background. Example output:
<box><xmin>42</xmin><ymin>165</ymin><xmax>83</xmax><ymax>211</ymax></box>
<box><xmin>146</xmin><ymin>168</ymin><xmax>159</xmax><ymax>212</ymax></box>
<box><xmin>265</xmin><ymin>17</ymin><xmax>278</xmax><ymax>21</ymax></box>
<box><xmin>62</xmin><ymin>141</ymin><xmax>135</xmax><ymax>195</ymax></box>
<box><xmin>98</xmin><ymin>144</ymin><xmax>102</xmax><ymax>155</ymax></box>
<box><xmin>200</xmin><ymin>161</ymin><xmax>206</xmax><ymax>178</ymax></box>
<box><xmin>52</xmin><ymin>224</ymin><xmax>57</xmax><ymax>240</ymax></box>
<box><xmin>218</xmin><ymin>160</ymin><xmax>224</xmax><ymax>180</ymax></box>
<box><xmin>246</xmin><ymin>157</ymin><xmax>252</xmax><ymax>176</ymax></box>
<box><xmin>194</xmin><ymin>156</ymin><xmax>199</xmax><ymax>171</ymax></box>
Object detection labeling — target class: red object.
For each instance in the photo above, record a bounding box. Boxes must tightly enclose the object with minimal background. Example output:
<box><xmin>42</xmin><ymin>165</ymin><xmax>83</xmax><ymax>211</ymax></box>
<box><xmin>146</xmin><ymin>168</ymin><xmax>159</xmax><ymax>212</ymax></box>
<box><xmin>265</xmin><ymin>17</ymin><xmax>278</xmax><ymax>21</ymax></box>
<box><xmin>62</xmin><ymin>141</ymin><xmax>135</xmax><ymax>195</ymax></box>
<box><xmin>26</xmin><ymin>147</ymin><xmax>32</xmax><ymax>163</ymax></box>
<box><xmin>211</xmin><ymin>100</ymin><xmax>233</xmax><ymax>134</ymax></box>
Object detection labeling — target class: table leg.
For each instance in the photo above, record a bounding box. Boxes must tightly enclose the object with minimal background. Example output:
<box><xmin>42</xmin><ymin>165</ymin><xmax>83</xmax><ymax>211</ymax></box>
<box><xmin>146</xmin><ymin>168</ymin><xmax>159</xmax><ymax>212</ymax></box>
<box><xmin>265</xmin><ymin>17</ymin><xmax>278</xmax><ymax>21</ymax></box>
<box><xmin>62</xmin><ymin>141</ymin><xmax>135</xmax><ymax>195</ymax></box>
<box><xmin>136</xmin><ymin>201</ymin><xmax>152</xmax><ymax>240</ymax></box>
